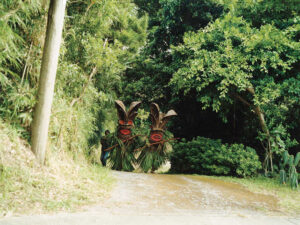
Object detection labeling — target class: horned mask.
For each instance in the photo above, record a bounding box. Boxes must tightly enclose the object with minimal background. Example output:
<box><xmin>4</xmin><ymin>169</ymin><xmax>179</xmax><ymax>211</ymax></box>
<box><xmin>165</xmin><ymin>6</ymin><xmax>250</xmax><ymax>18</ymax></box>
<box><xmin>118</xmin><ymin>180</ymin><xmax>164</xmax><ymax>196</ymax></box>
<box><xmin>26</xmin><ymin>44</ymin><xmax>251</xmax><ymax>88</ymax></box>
<box><xmin>149</xmin><ymin>103</ymin><xmax>177</xmax><ymax>143</ymax></box>
<box><xmin>115</xmin><ymin>100</ymin><xmax>142</xmax><ymax>140</ymax></box>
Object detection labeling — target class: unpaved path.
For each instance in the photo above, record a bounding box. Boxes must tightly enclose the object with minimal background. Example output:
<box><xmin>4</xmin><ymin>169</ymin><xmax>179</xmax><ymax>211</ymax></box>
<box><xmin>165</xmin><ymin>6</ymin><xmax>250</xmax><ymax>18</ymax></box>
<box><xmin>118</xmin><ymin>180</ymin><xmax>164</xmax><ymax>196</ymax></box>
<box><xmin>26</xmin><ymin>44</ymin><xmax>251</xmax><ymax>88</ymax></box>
<box><xmin>1</xmin><ymin>171</ymin><xmax>299</xmax><ymax>225</ymax></box>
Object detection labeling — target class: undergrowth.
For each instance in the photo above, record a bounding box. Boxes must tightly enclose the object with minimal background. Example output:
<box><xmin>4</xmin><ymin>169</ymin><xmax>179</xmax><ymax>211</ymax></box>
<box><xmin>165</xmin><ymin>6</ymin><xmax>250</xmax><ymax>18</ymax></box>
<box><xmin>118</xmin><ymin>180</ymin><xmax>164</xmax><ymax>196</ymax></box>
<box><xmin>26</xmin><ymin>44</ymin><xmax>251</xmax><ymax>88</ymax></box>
<box><xmin>0</xmin><ymin>120</ymin><xmax>113</xmax><ymax>217</ymax></box>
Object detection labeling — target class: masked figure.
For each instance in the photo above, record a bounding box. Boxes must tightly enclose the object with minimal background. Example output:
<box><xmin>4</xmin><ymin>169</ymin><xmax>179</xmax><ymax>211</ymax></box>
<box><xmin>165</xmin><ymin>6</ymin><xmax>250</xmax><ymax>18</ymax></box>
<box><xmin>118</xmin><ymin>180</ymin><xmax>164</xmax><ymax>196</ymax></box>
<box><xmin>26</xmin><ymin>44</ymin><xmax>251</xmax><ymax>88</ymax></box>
<box><xmin>108</xmin><ymin>100</ymin><xmax>142</xmax><ymax>171</ymax></box>
<box><xmin>138</xmin><ymin>103</ymin><xmax>177</xmax><ymax>173</ymax></box>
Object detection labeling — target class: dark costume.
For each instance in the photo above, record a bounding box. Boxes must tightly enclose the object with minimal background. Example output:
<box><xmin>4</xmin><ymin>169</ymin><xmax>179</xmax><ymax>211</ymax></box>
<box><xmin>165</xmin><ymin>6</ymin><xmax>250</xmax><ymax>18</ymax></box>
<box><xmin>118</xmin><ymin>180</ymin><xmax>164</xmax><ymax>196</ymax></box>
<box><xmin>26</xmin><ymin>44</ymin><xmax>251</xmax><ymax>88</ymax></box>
<box><xmin>100</xmin><ymin>132</ymin><xmax>111</xmax><ymax>166</ymax></box>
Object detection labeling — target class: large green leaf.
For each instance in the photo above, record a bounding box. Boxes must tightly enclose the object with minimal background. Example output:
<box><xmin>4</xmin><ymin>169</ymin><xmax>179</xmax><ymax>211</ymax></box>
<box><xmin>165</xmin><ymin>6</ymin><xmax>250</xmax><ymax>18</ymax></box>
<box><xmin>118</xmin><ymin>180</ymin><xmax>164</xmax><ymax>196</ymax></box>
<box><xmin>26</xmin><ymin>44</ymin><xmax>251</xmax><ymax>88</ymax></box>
<box><xmin>294</xmin><ymin>152</ymin><xmax>300</xmax><ymax>166</ymax></box>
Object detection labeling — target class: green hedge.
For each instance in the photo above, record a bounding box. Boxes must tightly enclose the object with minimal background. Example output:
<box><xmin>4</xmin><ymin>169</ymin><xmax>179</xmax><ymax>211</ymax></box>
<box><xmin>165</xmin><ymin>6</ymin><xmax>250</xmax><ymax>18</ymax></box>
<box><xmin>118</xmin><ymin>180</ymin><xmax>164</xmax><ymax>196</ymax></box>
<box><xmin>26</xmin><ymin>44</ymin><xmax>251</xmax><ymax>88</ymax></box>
<box><xmin>170</xmin><ymin>137</ymin><xmax>261</xmax><ymax>177</ymax></box>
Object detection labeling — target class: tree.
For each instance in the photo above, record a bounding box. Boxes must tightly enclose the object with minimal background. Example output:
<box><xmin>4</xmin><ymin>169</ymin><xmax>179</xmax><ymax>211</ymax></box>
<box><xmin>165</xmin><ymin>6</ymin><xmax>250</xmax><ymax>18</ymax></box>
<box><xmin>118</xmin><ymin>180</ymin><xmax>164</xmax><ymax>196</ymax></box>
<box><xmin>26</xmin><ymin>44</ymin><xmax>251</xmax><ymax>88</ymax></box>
<box><xmin>122</xmin><ymin>0</ymin><xmax>223</xmax><ymax>105</ymax></box>
<box><xmin>0</xmin><ymin>0</ymin><xmax>147</xmax><ymax>161</ymax></box>
<box><xmin>31</xmin><ymin>0</ymin><xmax>67</xmax><ymax>164</ymax></box>
<box><xmin>63</xmin><ymin>0</ymin><xmax>148</xmax><ymax>150</ymax></box>
<box><xmin>120</xmin><ymin>0</ymin><xmax>225</xmax><ymax>141</ymax></box>
<box><xmin>170</xmin><ymin>9</ymin><xmax>300</xmax><ymax>173</ymax></box>
<box><xmin>0</xmin><ymin>0</ymin><xmax>45</xmax><ymax>133</ymax></box>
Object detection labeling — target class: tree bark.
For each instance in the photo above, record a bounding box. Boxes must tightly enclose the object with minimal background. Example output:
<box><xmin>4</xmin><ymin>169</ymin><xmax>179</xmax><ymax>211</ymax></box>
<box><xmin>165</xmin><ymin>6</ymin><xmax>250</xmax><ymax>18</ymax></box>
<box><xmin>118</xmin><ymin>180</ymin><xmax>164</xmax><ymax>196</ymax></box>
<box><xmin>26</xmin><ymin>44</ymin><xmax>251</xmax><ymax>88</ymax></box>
<box><xmin>232</xmin><ymin>88</ymin><xmax>273</xmax><ymax>173</ymax></box>
<box><xmin>31</xmin><ymin>0</ymin><xmax>67</xmax><ymax>164</ymax></box>
<box><xmin>246</xmin><ymin>87</ymin><xmax>270</xmax><ymax>136</ymax></box>
<box><xmin>246</xmin><ymin>87</ymin><xmax>273</xmax><ymax>173</ymax></box>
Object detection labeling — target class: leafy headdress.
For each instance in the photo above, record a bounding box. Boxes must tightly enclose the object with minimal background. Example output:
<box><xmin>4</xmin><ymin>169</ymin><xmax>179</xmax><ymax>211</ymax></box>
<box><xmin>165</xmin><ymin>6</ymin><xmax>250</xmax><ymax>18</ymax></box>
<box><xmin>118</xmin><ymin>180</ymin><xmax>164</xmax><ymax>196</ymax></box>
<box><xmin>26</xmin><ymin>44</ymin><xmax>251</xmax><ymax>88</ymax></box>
<box><xmin>115</xmin><ymin>100</ymin><xmax>141</xmax><ymax>140</ymax></box>
<box><xmin>149</xmin><ymin>103</ymin><xmax>177</xmax><ymax>143</ymax></box>
<box><xmin>137</xmin><ymin>103</ymin><xmax>177</xmax><ymax>173</ymax></box>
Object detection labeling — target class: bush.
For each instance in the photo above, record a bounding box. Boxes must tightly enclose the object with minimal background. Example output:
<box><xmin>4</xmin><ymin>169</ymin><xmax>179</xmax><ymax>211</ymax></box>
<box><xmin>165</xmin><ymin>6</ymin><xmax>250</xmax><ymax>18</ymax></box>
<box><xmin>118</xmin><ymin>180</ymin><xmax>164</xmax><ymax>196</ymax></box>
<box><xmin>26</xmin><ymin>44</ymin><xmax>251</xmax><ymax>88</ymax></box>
<box><xmin>170</xmin><ymin>137</ymin><xmax>261</xmax><ymax>177</ymax></box>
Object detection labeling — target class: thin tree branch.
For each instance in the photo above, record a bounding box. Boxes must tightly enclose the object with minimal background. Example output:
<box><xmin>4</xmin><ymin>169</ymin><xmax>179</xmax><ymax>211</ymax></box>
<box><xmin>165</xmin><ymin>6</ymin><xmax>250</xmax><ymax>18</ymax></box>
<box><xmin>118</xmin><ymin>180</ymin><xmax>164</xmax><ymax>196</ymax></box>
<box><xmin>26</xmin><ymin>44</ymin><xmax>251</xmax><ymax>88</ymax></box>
<box><xmin>246</xmin><ymin>86</ymin><xmax>270</xmax><ymax>136</ymax></box>
<box><xmin>70</xmin><ymin>66</ymin><xmax>97</xmax><ymax>107</ymax></box>
<box><xmin>232</xmin><ymin>93</ymin><xmax>251</xmax><ymax>107</ymax></box>
<box><xmin>246</xmin><ymin>86</ymin><xmax>272</xmax><ymax>172</ymax></box>
<box><xmin>85</xmin><ymin>0</ymin><xmax>95</xmax><ymax>15</ymax></box>
<box><xmin>21</xmin><ymin>42</ymin><xmax>33</xmax><ymax>85</ymax></box>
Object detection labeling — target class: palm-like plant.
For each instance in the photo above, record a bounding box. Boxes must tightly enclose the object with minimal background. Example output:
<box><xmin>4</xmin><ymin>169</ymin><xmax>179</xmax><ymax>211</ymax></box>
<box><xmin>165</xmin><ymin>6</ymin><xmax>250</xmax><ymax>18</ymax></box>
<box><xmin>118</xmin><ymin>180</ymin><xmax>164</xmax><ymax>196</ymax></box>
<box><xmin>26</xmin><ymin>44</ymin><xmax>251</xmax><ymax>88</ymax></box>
<box><xmin>280</xmin><ymin>151</ymin><xmax>300</xmax><ymax>189</ymax></box>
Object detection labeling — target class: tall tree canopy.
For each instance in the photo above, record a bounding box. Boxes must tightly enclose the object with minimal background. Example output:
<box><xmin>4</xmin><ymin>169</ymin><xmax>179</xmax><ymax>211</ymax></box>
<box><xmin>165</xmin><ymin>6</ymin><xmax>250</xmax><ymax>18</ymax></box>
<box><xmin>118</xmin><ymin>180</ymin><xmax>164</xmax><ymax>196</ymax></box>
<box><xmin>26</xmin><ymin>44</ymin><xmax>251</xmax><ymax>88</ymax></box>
<box><xmin>121</xmin><ymin>0</ymin><xmax>300</xmax><ymax>173</ymax></box>
<box><xmin>122</xmin><ymin>0</ymin><xmax>223</xmax><ymax>105</ymax></box>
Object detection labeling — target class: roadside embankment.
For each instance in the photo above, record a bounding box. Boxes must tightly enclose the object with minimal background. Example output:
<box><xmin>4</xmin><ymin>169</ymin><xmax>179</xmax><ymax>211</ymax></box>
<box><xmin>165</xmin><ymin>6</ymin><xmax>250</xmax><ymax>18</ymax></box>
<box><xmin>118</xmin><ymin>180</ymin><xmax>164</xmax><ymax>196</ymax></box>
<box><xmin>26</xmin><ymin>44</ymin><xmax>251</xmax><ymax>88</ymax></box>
<box><xmin>0</xmin><ymin>120</ymin><xmax>113</xmax><ymax>217</ymax></box>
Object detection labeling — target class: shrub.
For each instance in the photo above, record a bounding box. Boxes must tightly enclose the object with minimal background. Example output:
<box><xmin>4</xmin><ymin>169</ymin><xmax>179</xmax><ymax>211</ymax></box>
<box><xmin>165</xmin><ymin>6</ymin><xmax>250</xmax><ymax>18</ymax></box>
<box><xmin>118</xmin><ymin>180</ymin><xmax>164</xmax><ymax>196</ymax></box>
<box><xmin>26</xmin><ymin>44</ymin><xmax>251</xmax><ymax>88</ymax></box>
<box><xmin>170</xmin><ymin>137</ymin><xmax>261</xmax><ymax>177</ymax></box>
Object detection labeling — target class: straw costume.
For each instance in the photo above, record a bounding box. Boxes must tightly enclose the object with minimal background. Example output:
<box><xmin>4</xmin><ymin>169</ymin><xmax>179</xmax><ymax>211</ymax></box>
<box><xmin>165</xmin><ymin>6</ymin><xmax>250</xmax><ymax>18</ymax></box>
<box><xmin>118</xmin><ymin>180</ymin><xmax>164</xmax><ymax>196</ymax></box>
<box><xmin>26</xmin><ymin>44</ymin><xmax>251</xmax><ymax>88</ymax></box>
<box><xmin>107</xmin><ymin>100</ymin><xmax>142</xmax><ymax>171</ymax></box>
<box><xmin>137</xmin><ymin>103</ymin><xmax>177</xmax><ymax>173</ymax></box>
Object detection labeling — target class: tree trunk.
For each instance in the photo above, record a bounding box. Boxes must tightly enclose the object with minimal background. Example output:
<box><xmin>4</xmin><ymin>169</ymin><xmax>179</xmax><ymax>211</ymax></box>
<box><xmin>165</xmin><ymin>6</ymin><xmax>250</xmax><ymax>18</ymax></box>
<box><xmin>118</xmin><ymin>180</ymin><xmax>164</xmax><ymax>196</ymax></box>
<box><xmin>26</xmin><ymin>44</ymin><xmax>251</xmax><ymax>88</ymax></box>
<box><xmin>232</xmin><ymin>88</ymin><xmax>273</xmax><ymax>174</ymax></box>
<box><xmin>246</xmin><ymin>87</ymin><xmax>273</xmax><ymax>173</ymax></box>
<box><xmin>31</xmin><ymin>0</ymin><xmax>67</xmax><ymax>164</ymax></box>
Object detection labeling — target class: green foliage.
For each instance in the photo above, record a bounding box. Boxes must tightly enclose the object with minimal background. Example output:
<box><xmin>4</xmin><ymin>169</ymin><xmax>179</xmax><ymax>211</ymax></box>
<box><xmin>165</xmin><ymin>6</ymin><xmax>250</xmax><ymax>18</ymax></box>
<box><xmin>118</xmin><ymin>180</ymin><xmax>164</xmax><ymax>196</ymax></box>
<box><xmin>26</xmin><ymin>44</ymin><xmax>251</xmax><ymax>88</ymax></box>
<box><xmin>62</xmin><ymin>0</ymin><xmax>148</xmax><ymax>152</ymax></box>
<box><xmin>170</xmin><ymin>137</ymin><xmax>261</xmax><ymax>177</ymax></box>
<box><xmin>0</xmin><ymin>0</ymin><xmax>42</xmax><ymax>75</ymax></box>
<box><xmin>216</xmin><ymin>0</ymin><xmax>300</xmax><ymax>29</ymax></box>
<box><xmin>123</xmin><ymin>0</ymin><xmax>223</xmax><ymax>105</ymax></box>
<box><xmin>279</xmin><ymin>151</ymin><xmax>300</xmax><ymax>189</ymax></box>
<box><xmin>1</xmin><ymin>0</ymin><xmax>299</xmax><ymax>191</ymax></box>
<box><xmin>0</xmin><ymin>119</ymin><xmax>113</xmax><ymax>215</ymax></box>
<box><xmin>0</xmin><ymin>0</ymin><xmax>45</xmax><ymax>137</ymax></box>
<box><xmin>49</xmin><ymin>62</ymin><xmax>100</xmax><ymax>154</ymax></box>
<box><xmin>134</xmin><ymin>108</ymin><xmax>151</xmax><ymax>134</ymax></box>
<box><xmin>137</xmin><ymin>131</ymin><xmax>174</xmax><ymax>173</ymax></box>
<box><xmin>0</xmin><ymin>0</ymin><xmax>148</xmax><ymax>160</ymax></box>
<box><xmin>171</xmin><ymin>13</ymin><xmax>300</xmax><ymax>107</ymax></box>
<box><xmin>108</xmin><ymin>134</ymin><xmax>140</xmax><ymax>172</ymax></box>
<box><xmin>170</xmin><ymin>3</ymin><xmax>300</xmax><ymax>173</ymax></box>
<box><xmin>122</xmin><ymin>0</ymin><xmax>300</xmax><ymax>180</ymax></box>
<box><xmin>138</xmin><ymin>144</ymin><xmax>171</xmax><ymax>173</ymax></box>
<box><xmin>65</xmin><ymin>0</ymin><xmax>147</xmax><ymax>87</ymax></box>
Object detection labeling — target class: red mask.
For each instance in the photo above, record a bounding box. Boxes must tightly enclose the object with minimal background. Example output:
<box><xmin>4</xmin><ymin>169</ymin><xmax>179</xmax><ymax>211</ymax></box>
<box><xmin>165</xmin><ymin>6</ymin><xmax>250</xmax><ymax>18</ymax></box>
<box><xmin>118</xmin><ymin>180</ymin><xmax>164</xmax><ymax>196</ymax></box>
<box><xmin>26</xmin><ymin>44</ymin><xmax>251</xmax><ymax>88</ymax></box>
<box><xmin>115</xmin><ymin>100</ymin><xmax>141</xmax><ymax>140</ymax></box>
<box><xmin>149</xmin><ymin>103</ymin><xmax>177</xmax><ymax>144</ymax></box>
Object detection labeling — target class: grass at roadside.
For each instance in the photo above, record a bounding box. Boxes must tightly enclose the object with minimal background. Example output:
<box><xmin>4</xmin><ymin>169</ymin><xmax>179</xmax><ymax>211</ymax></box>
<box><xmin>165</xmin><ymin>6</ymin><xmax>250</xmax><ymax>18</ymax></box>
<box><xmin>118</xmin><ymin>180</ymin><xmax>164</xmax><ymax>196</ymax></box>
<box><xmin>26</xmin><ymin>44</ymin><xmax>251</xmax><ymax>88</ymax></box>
<box><xmin>210</xmin><ymin>175</ymin><xmax>300</xmax><ymax>215</ymax></box>
<box><xmin>0</xmin><ymin>120</ymin><xmax>114</xmax><ymax>217</ymax></box>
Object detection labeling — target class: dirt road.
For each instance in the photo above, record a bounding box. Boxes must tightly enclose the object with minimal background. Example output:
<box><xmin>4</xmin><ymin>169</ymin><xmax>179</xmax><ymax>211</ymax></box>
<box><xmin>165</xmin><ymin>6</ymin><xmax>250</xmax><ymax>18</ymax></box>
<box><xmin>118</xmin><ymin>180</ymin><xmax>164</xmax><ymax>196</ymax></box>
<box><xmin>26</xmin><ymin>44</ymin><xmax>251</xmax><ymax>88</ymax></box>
<box><xmin>1</xmin><ymin>171</ymin><xmax>299</xmax><ymax>225</ymax></box>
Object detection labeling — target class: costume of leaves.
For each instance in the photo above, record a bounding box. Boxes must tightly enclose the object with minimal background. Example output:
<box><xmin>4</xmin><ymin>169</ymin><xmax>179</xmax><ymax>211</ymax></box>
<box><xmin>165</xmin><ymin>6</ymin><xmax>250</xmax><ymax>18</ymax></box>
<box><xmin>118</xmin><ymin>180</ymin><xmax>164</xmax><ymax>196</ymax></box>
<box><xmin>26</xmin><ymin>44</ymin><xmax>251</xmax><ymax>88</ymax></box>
<box><xmin>137</xmin><ymin>103</ymin><xmax>177</xmax><ymax>173</ymax></box>
<box><xmin>107</xmin><ymin>100</ymin><xmax>142</xmax><ymax>171</ymax></box>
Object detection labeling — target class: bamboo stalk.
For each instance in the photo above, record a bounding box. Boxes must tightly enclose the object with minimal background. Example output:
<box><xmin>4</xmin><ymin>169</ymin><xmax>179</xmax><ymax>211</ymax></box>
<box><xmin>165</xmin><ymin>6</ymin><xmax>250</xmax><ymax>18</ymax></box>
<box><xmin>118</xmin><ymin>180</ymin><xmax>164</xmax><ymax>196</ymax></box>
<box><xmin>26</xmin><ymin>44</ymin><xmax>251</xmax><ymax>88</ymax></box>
<box><xmin>70</xmin><ymin>66</ymin><xmax>97</xmax><ymax>107</ymax></box>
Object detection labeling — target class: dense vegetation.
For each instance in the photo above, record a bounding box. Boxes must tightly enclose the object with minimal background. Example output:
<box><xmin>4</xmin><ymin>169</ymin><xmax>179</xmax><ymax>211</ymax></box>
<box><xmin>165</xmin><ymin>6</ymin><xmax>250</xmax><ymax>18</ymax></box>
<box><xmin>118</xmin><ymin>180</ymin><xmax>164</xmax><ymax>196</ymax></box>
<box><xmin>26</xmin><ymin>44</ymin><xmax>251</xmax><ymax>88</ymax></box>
<box><xmin>0</xmin><ymin>0</ymin><xmax>147</xmax><ymax>155</ymax></box>
<box><xmin>122</xmin><ymin>0</ymin><xmax>300</xmax><ymax>185</ymax></box>
<box><xmin>0</xmin><ymin>0</ymin><xmax>146</xmax><ymax>214</ymax></box>
<box><xmin>0</xmin><ymin>0</ymin><xmax>300</xmax><ymax>211</ymax></box>
<box><xmin>171</xmin><ymin>137</ymin><xmax>261</xmax><ymax>177</ymax></box>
